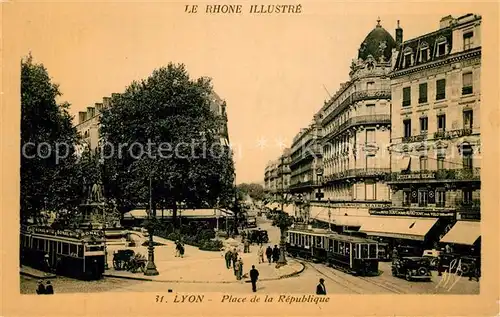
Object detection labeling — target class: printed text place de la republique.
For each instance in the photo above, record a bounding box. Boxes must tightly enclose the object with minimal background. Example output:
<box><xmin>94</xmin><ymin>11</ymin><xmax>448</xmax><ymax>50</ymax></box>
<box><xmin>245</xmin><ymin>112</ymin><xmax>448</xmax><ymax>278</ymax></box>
<box><xmin>185</xmin><ymin>4</ymin><xmax>303</xmax><ymax>14</ymax></box>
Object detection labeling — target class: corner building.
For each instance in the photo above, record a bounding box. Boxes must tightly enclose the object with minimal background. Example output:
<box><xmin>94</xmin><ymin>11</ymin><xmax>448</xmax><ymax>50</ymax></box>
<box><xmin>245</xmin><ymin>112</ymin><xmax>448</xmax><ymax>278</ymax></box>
<box><xmin>313</xmin><ymin>19</ymin><xmax>396</xmax><ymax>225</ymax></box>
<box><xmin>382</xmin><ymin>14</ymin><xmax>481</xmax><ymax>250</ymax></box>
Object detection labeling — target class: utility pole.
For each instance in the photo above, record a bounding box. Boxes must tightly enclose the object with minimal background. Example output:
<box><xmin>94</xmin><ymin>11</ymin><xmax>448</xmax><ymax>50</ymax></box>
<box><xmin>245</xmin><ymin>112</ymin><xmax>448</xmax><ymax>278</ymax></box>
<box><xmin>144</xmin><ymin>172</ymin><xmax>159</xmax><ymax>276</ymax></box>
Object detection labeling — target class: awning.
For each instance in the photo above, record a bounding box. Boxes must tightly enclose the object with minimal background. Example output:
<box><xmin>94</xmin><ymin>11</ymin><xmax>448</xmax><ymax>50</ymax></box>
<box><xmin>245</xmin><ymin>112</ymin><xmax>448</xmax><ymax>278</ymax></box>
<box><xmin>399</xmin><ymin>156</ymin><xmax>411</xmax><ymax>171</ymax></box>
<box><xmin>440</xmin><ymin>221</ymin><xmax>480</xmax><ymax>245</ymax></box>
<box><xmin>360</xmin><ymin>216</ymin><xmax>438</xmax><ymax>241</ymax></box>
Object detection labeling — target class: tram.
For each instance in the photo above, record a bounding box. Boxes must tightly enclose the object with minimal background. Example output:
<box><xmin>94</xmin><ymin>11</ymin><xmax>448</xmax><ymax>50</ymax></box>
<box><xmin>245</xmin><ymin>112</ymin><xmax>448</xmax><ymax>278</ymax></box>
<box><xmin>20</xmin><ymin>225</ymin><xmax>106</xmax><ymax>280</ymax></box>
<box><xmin>286</xmin><ymin>227</ymin><xmax>380</xmax><ymax>276</ymax></box>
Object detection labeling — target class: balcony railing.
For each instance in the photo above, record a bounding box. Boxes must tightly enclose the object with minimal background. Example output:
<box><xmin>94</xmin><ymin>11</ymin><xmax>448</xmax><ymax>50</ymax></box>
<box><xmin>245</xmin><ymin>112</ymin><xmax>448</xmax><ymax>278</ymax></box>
<box><xmin>288</xmin><ymin>180</ymin><xmax>315</xmax><ymax>190</ymax></box>
<box><xmin>323</xmin><ymin>114</ymin><xmax>391</xmax><ymax>142</ymax></box>
<box><xmin>324</xmin><ymin>168</ymin><xmax>390</xmax><ymax>183</ymax></box>
<box><xmin>402</xmin><ymin>134</ymin><xmax>427</xmax><ymax>143</ymax></box>
<box><xmin>322</xmin><ymin>89</ymin><xmax>391</xmax><ymax>125</ymax></box>
<box><xmin>388</xmin><ymin>168</ymin><xmax>481</xmax><ymax>182</ymax></box>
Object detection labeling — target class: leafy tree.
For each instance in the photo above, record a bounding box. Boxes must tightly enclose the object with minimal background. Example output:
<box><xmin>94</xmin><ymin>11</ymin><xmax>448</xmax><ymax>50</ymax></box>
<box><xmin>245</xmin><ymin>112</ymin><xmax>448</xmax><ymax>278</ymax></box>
<box><xmin>237</xmin><ymin>183</ymin><xmax>265</xmax><ymax>202</ymax></box>
<box><xmin>99</xmin><ymin>63</ymin><xmax>235</xmax><ymax>228</ymax></box>
<box><xmin>20</xmin><ymin>55</ymin><xmax>81</xmax><ymax>223</ymax></box>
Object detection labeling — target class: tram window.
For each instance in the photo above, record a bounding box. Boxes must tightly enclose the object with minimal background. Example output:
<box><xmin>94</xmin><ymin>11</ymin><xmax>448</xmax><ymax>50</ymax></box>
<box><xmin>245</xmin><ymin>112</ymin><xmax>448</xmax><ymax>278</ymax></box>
<box><xmin>334</xmin><ymin>240</ymin><xmax>338</xmax><ymax>253</ymax></box>
<box><xmin>328</xmin><ymin>239</ymin><xmax>333</xmax><ymax>251</ymax></box>
<box><xmin>353</xmin><ymin>244</ymin><xmax>358</xmax><ymax>258</ymax></box>
<box><xmin>62</xmin><ymin>243</ymin><xmax>69</xmax><ymax>255</ymax></box>
<box><xmin>78</xmin><ymin>245</ymin><xmax>84</xmax><ymax>257</ymax></box>
<box><xmin>369</xmin><ymin>244</ymin><xmax>377</xmax><ymax>258</ymax></box>
<box><xmin>70</xmin><ymin>244</ymin><xmax>77</xmax><ymax>255</ymax></box>
<box><xmin>345</xmin><ymin>244</ymin><xmax>350</xmax><ymax>255</ymax></box>
<box><xmin>361</xmin><ymin>244</ymin><xmax>368</xmax><ymax>258</ymax></box>
<box><xmin>339</xmin><ymin>242</ymin><xmax>344</xmax><ymax>254</ymax></box>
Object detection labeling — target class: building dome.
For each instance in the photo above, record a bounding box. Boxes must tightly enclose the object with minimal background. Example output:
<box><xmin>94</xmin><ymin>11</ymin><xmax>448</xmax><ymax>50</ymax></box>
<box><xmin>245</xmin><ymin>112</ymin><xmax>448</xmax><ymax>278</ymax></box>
<box><xmin>358</xmin><ymin>18</ymin><xmax>397</xmax><ymax>62</ymax></box>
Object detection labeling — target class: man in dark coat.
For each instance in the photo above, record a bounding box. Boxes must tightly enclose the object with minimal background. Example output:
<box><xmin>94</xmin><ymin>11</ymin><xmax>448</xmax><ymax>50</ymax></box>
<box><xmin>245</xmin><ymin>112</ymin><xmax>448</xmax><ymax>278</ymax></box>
<box><xmin>224</xmin><ymin>249</ymin><xmax>233</xmax><ymax>269</ymax></box>
<box><xmin>36</xmin><ymin>280</ymin><xmax>46</xmax><ymax>295</ymax></box>
<box><xmin>316</xmin><ymin>278</ymin><xmax>326</xmax><ymax>295</ymax></box>
<box><xmin>45</xmin><ymin>280</ymin><xmax>54</xmax><ymax>294</ymax></box>
<box><xmin>272</xmin><ymin>245</ymin><xmax>280</xmax><ymax>263</ymax></box>
<box><xmin>231</xmin><ymin>248</ymin><xmax>239</xmax><ymax>274</ymax></box>
<box><xmin>249</xmin><ymin>265</ymin><xmax>259</xmax><ymax>292</ymax></box>
<box><xmin>265</xmin><ymin>246</ymin><xmax>273</xmax><ymax>264</ymax></box>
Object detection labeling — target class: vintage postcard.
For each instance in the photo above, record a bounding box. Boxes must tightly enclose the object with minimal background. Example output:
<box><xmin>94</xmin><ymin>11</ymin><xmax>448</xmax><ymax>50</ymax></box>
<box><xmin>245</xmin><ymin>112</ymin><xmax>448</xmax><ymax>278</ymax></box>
<box><xmin>1</xmin><ymin>0</ymin><xmax>499</xmax><ymax>316</ymax></box>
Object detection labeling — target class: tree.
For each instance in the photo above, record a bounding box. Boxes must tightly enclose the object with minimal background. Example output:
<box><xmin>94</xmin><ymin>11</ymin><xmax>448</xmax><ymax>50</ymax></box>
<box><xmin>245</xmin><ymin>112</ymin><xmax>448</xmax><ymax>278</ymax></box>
<box><xmin>237</xmin><ymin>183</ymin><xmax>265</xmax><ymax>202</ymax></box>
<box><xmin>20</xmin><ymin>55</ymin><xmax>82</xmax><ymax>223</ymax></box>
<box><xmin>274</xmin><ymin>211</ymin><xmax>294</xmax><ymax>267</ymax></box>
<box><xmin>99</xmin><ymin>63</ymin><xmax>235</xmax><ymax>228</ymax></box>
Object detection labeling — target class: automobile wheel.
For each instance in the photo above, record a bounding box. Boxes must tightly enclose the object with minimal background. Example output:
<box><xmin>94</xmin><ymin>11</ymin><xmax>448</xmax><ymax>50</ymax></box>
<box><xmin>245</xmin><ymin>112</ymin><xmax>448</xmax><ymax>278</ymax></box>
<box><xmin>418</xmin><ymin>266</ymin><xmax>429</xmax><ymax>276</ymax></box>
<box><xmin>460</xmin><ymin>263</ymin><xmax>470</xmax><ymax>275</ymax></box>
<box><xmin>405</xmin><ymin>270</ymin><xmax>412</xmax><ymax>281</ymax></box>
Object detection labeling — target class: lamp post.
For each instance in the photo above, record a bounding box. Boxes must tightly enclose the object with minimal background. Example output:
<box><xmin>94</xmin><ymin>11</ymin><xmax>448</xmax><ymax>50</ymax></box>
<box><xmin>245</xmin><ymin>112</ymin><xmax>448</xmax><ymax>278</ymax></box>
<box><xmin>144</xmin><ymin>173</ymin><xmax>159</xmax><ymax>276</ymax></box>
<box><xmin>327</xmin><ymin>198</ymin><xmax>332</xmax><ymax>231</ymax></box>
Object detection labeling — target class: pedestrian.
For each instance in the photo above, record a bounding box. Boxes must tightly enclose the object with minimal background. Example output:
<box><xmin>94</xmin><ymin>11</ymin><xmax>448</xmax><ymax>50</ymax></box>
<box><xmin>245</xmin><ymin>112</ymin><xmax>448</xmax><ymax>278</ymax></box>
<box><xmin>45</xmin><ymin>280</ymin><xmax>54</xmax><ymax>294</ymax></box>
<box><xmin>175</xmin><ymin>240</ymin><xmax>181</xmax><ymax>257</ymax></box>
<box><xmin>257</xmin><ymin>245</ymin><xmax>264</xmax><ymax>264</ymax></box>
<box><xmin>244</xmin><ymin>239</ymin><xmax>250</xmax><ymax>253</ymax></box>
<box><xmin>237</xmin><ymin>258</ymin><xmax>244</xmax><ymax>280</ymax></box>
<box><xmin>224</xmin><ymin>249</ymin><xmax>233</xmax><ymax>269</ymax></box>
<box><xmin>232</xmin><ymin>248</ymin><xmax>239</xmax><ymax>274</ymax></box>
<box><xmin>179</xmin><ymin>243</ymin><xmax>185</xmax><ymax>258</ymax></box>
<box><xmin>272</xmin><ymin>245</ymin><xmax>280</xmax><ymax>263</ymax></box>
<box><xmin>249</xmin><ymin>265</ymin><xmax>259</xmax><ymax>292</ymax></box>
<box><xmin>265</xmin><ymin>246</ymin><xmax>273</xmax><ymax>264</ymax></box>
<box><xmin>36</xmin><ymin>280</ymin><xmax>46</xmax><ymax>295</ymax></box>
<box><xmin>316</xmin><ymin>278</ymin><xmax>326</xmax><ymax>295</ymax></box>
<box><xmin>43</xmin><ymin>253</ymin><xmax>51</xmax><ymax>272</ymax></box>
<box><xmin>234</xmin><ymin>258</ymin><xmax>241</xmax><ymax>279</ymax></box>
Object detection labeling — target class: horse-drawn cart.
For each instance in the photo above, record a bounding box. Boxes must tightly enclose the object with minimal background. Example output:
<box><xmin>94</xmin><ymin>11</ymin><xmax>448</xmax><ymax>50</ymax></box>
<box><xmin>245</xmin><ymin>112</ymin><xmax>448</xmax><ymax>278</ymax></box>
<box><xmin>113</xmin><ymin>249</ymin><xmax>147</xmax><ymax>273</ymax></box>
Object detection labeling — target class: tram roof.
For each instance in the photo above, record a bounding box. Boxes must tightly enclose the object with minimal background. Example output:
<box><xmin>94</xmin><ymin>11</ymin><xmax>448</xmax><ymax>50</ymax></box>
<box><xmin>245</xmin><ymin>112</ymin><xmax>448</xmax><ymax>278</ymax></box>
<box><xmin>287</xmin><ymin>228</ymin><xmax>378</xmax><ymax>244</ymax></box>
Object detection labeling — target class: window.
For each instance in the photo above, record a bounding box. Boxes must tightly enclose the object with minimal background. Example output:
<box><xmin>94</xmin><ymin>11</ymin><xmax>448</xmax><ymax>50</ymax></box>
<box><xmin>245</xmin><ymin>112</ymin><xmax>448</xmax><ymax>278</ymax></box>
<box><xmin>436</xmin><ymin>79</ymin><xmax>446</xmax><ymax>100</ymax></box>
<box><xmin>463</xmin><ymin>110</ymin><xmax>473</xmax><ymax>130</ymax></box>
<box><xmin>462</xmin><ymin>72</ymin><xmax>473</xmax><ymax>95</ymax></box>
<box><xmin>420</xmin><ymin>48</ymin><xmax>429</xmax><ymax>62</ymax></box>
<box><xmin>462</xmin><ymin>145</ymin><xmax>473</xmax><ymax>169</ymax></box>
<box><xmin>418</xmin><ymin>190</ymin><xmax>429</xmax><ymax>207</ymax></box>
<box><xmin>419</xmin><ymin>83</ymin><xmax>428</xmax><ymax>103</ymax></box>
<box><xmin>404</xmin><ymin>53</ymin><xmax>412</xmax><ymax>68</ymax></box>
<box><xmin>419</xmin><ymin>117</ymin><xmax>428</xmax><ymax>133</ymax></box>
<box><xmin>366</xmin><ymin>155</ymin><xmax>375</xmax><ymax>169</ymax></box>
<box><xmin>437</xmin><ymin>114</ymin><xmax>446</xmax><ymax>131</ymax></box>
<box><xmin>437</xmin><ymin>42</ymin><xmax>446</xmax><ymax>56</ymax></box>
<box><xmin>403</xmin><ymin>189</ymin><xmax>411</xmax><ymax>206</ymax></box>
<box><xmin>463</xmin><ymin>189</ymin><xmax>473</xmax><ymax>204</ymax></box>
<box><xmin>419</xmin><ymin>156</ymin><xmax>428</xmax><ymax>171</ymax></box>
<box><xmin>366</xmin><ymin>103</ymin><xmax>375</xmax><ymax>115</ymax></box>
<box><xmin>403</xmin><ymin>119</ymin><xmax>411</xmax><ymax>138</ymax></box>
<box><xmin>437</xmin><ymin>156</ymin><xmax>445</xmax><ymax>170</ymax></box>
<box><xmin>366</xmin><ymin>82</ymin><xmax>375</xmax><ymax>90</ymax></box>
<box><xmin>463</xmin><ymin>31</ymin><xmax>473</xmax><ymax>50</ymax></box>
<box><xmin>436</xmin><ymin>189</ymin><xmax>446</xmax><ymax>207</ymax></box>
<box><xmin>365</xmin><ymin>181</ymin><xmax>376</xmax><ymax>200</ymax></box>
<box><xmin>366</xmin><ymin>129</ymin><xmax>375</xmax><ymax>143</ymax></box>
<box><xmin>62</xmin><ymin>243</ymin><xmax>69</xmax><ymax>255</ymax></box>
<box><xmin>402</xmin><ymin>87</ymin><xmax>411</xmax><ymax>106</ymax></box>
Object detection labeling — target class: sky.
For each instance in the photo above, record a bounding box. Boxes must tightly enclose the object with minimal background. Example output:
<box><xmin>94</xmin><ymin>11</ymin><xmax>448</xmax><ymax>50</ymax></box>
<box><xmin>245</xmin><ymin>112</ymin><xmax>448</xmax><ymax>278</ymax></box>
<box><xmin>5</xmin><ymin>0</ymin><xmax>487</xmax><ymax>184</ymax></box>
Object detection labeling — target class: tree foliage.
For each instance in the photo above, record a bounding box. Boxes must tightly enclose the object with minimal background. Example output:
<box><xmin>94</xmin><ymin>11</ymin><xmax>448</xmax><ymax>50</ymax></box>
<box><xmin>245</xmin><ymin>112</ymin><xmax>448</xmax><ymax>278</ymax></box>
<box><xmin>99</xmin><ymin>63</ymin><xmax>235</xmax><ymax>227</ymax></box>
<box><xmin>20</xmin><ymin>55</ymin><xmax>82</xmax><ymax>223</ymax></box>
<box><xmin>237</xmin><ymin>183</ymin><xmax>265</xmax><ymax>202</ymax></box>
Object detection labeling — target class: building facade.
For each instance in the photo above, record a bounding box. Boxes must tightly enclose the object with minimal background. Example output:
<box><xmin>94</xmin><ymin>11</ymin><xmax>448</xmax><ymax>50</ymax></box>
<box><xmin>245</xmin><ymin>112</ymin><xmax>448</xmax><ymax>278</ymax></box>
<box><xmin>315</xmin><ymin>19</ymin><xmax>396</xmax><ymax>221</ymax></box>
<box><xmin>385</xmin><ymin>14</ymin><xmax>481</xmax><ymax>227</ymax></box>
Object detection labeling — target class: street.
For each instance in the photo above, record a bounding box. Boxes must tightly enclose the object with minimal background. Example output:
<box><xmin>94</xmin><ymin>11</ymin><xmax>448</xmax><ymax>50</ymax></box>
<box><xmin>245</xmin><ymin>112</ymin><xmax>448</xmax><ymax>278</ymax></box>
<box><xmin>20</xmin><ymin>217</ymin><xmax>479</xmax><ymax>295</ymax></box>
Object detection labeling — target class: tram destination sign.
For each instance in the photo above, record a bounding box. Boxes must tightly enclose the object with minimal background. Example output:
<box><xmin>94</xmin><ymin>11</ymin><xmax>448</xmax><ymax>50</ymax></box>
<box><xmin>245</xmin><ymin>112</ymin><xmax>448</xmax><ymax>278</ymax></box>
<box><xmin>23</xmin><ymin>226</ymin><xmax>104</xmax><ymax>239</ymax></box>
<box><xmin>369</xmin><ymin>208</ymin><xmax>455</xmax><ymax>218</ymax></box>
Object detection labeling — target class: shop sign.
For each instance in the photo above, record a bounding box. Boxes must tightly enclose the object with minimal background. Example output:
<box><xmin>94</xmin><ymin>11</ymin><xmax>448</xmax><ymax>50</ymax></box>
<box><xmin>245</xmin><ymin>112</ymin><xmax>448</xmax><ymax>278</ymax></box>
<box><xmin>369</xmin><ymin>208</ymin><xmax>455</xmax><ymax>217</ymax></box>
<box><xmin>396</xmin><ymin>173</ymin><xmax>435</xmax><ymax>180</ymax></box>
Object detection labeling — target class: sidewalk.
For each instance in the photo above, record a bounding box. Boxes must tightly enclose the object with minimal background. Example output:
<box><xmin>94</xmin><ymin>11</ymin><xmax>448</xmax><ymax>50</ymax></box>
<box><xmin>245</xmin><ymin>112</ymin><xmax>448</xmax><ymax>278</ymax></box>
<box><xmin>104</xmin><ymin>233</ymin><xmax>305</xmax><ymax>283</ymax></box>
<box><xmin>20</xmin><ymin>265</ymin><xmax>56</xmax><ymax>279</ymax></box>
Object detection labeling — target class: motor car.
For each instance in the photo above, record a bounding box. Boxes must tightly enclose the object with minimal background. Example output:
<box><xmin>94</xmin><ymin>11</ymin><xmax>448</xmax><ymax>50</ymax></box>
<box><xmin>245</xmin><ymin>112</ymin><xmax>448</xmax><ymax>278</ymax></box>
<box><xmin>422</xmin><ymin>249</ymin><xmax>442</xmax><ymax>267</ymax></box>
<box><xmin>439</xmin><ymin>253</ymin><xmax>479</xmax><ymax>276</ymax></box>
<box><xmin>391</xmin><ymin>256</ymin><xmax>432</xmax><ymax>281</ymax></box>
<box><xmin>244</xmin><ymin>229</ymin><xmax>269</xmax><ymax>244</ymax></box>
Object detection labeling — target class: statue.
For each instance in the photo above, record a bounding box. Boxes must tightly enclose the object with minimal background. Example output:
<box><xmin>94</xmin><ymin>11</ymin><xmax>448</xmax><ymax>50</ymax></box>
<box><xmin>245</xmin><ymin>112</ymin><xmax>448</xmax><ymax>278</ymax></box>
<box><xmin>89</xmin><ymin>183</ymin><xmax>103</xmax><ymax>203</ymax></box>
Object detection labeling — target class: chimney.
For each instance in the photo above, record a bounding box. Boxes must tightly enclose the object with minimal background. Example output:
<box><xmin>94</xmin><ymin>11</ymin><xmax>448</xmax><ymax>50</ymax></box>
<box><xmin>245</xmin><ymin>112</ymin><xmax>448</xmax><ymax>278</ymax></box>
<box><xmin>95</xmin><ymin>103</ymin><xmax>103</xmax><ymax>113</ymax></box>
<box><xmin>440</xmin><ymin>15</ymin><xmax>454</xmax><ymax>29</ymax></box>
<box><xmin>102</xmin><ymin>97</ymin><xmax>111</xmax><ymax>108</ymax></box>
<box><xmin>87</xmin><ymin>107</ymin><xmax>95</xmax><ymax>119</ymax></box>
<box><xmin>396</xmin><ymin>20</ymin><xmax>403</xmax><ymax>45</ymax></box>
<box><xmin>78</xmin><ymin>112</ymin><xmax>87</xmax><ymax>124</ymax></box>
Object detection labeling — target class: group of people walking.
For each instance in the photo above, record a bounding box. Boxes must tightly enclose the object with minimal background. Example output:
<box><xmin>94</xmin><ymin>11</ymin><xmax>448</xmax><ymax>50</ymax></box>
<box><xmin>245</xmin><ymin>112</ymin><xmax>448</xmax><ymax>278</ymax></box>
<box><xmin>265</xmin><ymin>245</ymin><xmax>280</xmax><ymax>264</ymax></box>
<box><xmin>36</xmin><ymin>280</ymin><xmax>54</xmax><ymax>295</ymax></box>
<box><xmin>224</xmin><ymin>248</ymin><xmax>245</xmax><ymax>280</ymax></box>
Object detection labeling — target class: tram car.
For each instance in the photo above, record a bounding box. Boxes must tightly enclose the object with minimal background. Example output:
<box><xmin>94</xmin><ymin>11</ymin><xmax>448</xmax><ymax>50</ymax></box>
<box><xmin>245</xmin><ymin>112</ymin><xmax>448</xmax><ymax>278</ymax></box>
<box><xmin>286</xmin><ymin>227</ymin><xmax>380</xmax><ymax>276</ymax></box>
<box><xmin>20</xmin><ymin>225</ymin><xmax>106</xmax><ymax>280</ymax></box>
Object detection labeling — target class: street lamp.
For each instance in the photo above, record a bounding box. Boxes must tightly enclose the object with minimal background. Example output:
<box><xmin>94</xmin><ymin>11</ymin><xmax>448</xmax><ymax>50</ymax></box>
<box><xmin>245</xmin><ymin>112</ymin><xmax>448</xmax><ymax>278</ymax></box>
<box><xmin>144</xmin><ymin>173</ymin><xmax>159</xmax><ymax>276</ymax></box>
<box><xmin>327</xmin><ymin>198</ymin><xmax>332</xmax><ymax>231</ymax></box>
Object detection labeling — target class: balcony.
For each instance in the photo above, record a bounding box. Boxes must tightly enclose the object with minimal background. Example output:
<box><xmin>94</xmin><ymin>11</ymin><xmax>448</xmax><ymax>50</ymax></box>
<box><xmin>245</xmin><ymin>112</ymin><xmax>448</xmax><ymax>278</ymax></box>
<box><xmin>288</xmin><ymin>180</ymin><xmax>316</xmax><ymax>192</ymax></box>
<box><xmin>433</xmin><ymin>128</ymin><xmax>473</xmax><ymax>140</ymax></box>
<box><xmin>402</xmin><ymin>134</ymin><xmax>427</xmax><ymax>143</ymax></box>
<box><xmin>322</xmin><ymin>89</ymin><xmax>391</xmax><ymax>125</ymax></box>
<box><xmin>388</xmin><ymin>168</ymin><xmax>481</xmax><ymax>183</ymax></box>
<box><xmin>323</xmin><ymin>114</ymin><xmax>391</xmax><ymax>142</ymax></box>
<box><xmin>324</xmin><ymin>168</ymin><xmax>390</xmax><ymax>183</ymax></box>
